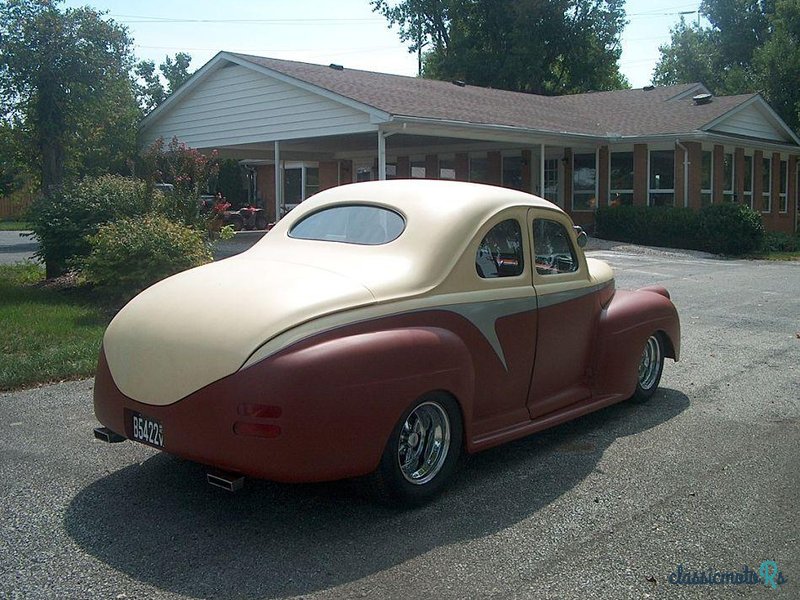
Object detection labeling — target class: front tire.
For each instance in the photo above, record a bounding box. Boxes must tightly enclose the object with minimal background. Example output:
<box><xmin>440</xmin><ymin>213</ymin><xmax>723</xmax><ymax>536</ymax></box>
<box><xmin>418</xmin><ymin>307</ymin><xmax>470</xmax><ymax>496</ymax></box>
<box><xmin>631</xmin><ymin>333</ymin><xmax>665</xmax><ymax>401</ymax></box>
<box><xmin>372</xmin><ymin>393</ymin><xmax>463</xmax><ymax>506</ymax></box>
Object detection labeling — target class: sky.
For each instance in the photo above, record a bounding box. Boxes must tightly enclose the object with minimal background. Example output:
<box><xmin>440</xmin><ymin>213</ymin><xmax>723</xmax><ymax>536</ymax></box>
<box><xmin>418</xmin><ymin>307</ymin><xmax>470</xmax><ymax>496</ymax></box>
<box><xmin>62</xmin><ymin>0</ymin><xmax>706</xmax><ymax>89</ymax></box>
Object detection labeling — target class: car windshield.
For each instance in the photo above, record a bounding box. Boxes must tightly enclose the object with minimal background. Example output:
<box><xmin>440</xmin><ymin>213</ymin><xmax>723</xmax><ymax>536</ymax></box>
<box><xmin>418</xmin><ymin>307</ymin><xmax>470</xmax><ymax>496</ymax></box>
<box><xmin>289</xmin><ymin>204</ymin><xmax>405</xmax><ymax>245</ymax></box>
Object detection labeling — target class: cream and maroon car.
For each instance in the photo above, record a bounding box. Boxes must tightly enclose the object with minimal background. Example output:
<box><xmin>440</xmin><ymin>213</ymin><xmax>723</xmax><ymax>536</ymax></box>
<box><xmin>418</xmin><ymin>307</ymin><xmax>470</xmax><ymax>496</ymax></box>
<box><xmin>93</xmin><ymin>180</ymin><xmax>680</xmax><ymax>504</ymax></box>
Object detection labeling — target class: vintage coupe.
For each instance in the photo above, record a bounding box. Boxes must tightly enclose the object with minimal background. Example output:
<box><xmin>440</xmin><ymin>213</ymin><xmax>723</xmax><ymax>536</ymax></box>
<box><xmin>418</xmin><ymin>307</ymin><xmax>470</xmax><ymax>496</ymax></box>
<box><xmin>93</xmin><ymin>180</ymin><xmax>680</xmax><ymax>504</ymax></box>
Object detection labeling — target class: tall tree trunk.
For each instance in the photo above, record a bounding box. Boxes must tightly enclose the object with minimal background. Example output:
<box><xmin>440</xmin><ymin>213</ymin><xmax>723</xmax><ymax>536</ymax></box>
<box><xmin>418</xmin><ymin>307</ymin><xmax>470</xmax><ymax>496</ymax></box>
<box><xmin>41</xmin><ymin>138</ymin><xmax>65</xmax><ymax>279</ymax></box>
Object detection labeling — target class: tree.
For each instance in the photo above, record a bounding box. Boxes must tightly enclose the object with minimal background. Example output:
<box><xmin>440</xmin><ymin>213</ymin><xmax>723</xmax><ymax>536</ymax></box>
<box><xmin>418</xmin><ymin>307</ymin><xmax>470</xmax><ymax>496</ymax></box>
<box><xmin>371</xmin><ymin>0</ymin><xmax>629</xmax><ymax>95</ymax></box>
<box><xmin>653</xmin><ymin>0</ymin><xmax>800</xmax><ymax>131</ymax></box>
<box><xmin>0</xmin><ymin>0</ymin><xmax>138</xmax><ymax>193</ymax></box>
<box><xmin>135</xmin><ymin>52</ymin><xmax>194</xmax><ymax>114</ymax></box>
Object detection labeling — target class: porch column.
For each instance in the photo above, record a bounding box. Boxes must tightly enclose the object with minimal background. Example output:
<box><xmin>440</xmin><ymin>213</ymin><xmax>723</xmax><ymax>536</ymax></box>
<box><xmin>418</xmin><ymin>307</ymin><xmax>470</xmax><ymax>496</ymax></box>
<box><xmin>377</xmin><ymin>131</ymin><xmax>387</xmax><ymax>180</ymax></box>
<box><xmin>274</xmin><ymin>141</ymin><xmax>281</xmax><ymax>221</ymax></box>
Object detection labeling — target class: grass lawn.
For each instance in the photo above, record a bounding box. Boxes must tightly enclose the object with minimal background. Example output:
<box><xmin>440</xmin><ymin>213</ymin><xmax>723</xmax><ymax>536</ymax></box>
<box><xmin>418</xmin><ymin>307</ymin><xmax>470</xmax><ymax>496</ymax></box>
<box><xmin>0</xmin><ymin>221</ymin><xmax>32</xmax><ymax>231</ymax></box>
<box><xmin>0</xmin><ymin>263</ymin><xmax>110</xmax><ymax>391</ymax></box>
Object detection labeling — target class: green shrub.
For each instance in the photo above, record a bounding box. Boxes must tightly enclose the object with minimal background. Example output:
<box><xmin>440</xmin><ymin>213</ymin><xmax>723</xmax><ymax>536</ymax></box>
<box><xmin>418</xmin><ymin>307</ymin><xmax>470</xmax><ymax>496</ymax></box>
<box><xmin>29</xmin><ymin>175</ymin><xmax>156</xmax><ymax>276</ymax></box>
<box><xmin>81</xmin><ymin>214</ymin><xmax>211</xmax><ymax>299</ymax></box>
<box><xmin>761</xmin><ymin>231</ymin><xmax>799</xmax><ymax>253</ymax></box>
<box><xmin>596</xmin><ymin>203</ymin><xmax>764</xmax><ymax>255</ymax></box>
<box><xmin>697</xmin><ymin>203</ymin><xmax>764</xmax><ymax>255</ymax></box>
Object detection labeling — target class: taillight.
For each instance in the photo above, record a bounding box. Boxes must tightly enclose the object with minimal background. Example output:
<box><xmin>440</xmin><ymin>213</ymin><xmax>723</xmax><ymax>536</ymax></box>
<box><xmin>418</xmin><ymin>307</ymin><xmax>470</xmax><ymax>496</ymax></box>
<box><xmin>233</xmin><ymin>422</ymin><xmax>281</xmax><ymax>438</ymax></box>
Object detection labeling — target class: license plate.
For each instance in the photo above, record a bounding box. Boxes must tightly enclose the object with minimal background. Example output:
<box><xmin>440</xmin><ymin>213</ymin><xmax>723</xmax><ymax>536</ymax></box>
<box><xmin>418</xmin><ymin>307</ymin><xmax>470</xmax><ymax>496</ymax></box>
<box><xmin>131</xmin><ymin>412</ymin><xmax>164</xmax><ymax>448</ymax></box>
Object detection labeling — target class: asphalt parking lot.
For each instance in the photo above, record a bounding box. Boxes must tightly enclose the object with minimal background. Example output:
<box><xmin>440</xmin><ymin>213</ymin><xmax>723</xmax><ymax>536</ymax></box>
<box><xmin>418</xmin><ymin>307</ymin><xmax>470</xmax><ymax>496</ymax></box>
<box><xmin>1</xmin><ymin>245</ymin><xmax>798</xmax><ymax>599</ymax></box>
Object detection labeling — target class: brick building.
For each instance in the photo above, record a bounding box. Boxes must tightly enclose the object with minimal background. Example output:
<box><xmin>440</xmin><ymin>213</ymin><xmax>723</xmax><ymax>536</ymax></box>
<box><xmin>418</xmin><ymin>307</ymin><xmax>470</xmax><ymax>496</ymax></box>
<box><xmin>140</xmin><ymin>52</ymin><xmax>800</xmax><ymax>233</ymax></box>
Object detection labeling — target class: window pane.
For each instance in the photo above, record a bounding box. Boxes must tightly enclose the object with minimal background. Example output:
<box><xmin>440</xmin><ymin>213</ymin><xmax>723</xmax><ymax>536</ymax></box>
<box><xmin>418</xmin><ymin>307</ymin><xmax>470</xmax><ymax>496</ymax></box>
<box><xmin>305</xmin><ymin>167</ymin><xmax>319</xmax><ymax>199</ymax></box>
<box><xmin>475</xmin><ymin>219</ymin><xmax>524</xmax><ymax>278</ymax></box>
<box><xmin>503</xmin><ymin>156</ymin><xmax>523</xmax><ymax>190</ymax></box>
<box><xmin>573</xmin><ymin>154</ymin><xmax>596</xmax><ymax>192</ymax></box>
<box><xmin>650</xmin><ymin>193</ymin><xmax>675</xmax><ymax>207</ymax></box>
<box><xmin>723</xmin><ymin>153</ymin><xmax>734</xmax><ymax>192</ymax></box>
<box><xmin>762</xmin><ymin>157</ymin><xmax>771</xmax><ymax>192</ymax></box>
<box><xmin>650</xmin><ymin>151</ymin><xmax>674</xmax><ymax>190</ymax></box>
<box><xmin>610</xmin><ymin>152</ymin><xmax>633</xmax><ymax>190</ymax></box>
<box><xmin>439</xmin><ymin>158</ymin><xmax>455</xmax><ymax>180</ymax></box>
<box><xmin>533</xmin><ymin>219</ymin><xmax>578</xmax><ymax>275</ymax></box>
<box><xmin>701</xmin><ymin>151</ymin><xmax>712</xmax><ymax>190</ymax></box>
<box><xmin>544</xmin><ymin>158</ymin><xmax>559</xmax><ymax>203</ymax></box>
<box><xmin>743</xmin><ymin>156</ymin><xmax>753</xmax><ymax>192</ymax></box>
<box><xmin>289</xmin><ymin>205</ymin><xmax>405</xmax><ymax>245</ymax></box>
<box><xmin>610</xmin><ymin>192</ymin><xmax>632</xmax><ymax>206</ymax></box>
<box><xmin>284</xmin><ymin>168</ymin><xmax>302</xmax><ymax>203</ymax></box>
<box><xmin>469</xmin><ymin>157</ymin><xmax>488</xmax><ymax>183</ymax></box>
<box><xmin>411</xmin><ymin>159</ymin><xmax>426</xmax><ymax>178</ymax></box>
<box><xmin>780</xmin><ymin>160</ymin><xmax>787</xmax><ymax>194</ymax></box>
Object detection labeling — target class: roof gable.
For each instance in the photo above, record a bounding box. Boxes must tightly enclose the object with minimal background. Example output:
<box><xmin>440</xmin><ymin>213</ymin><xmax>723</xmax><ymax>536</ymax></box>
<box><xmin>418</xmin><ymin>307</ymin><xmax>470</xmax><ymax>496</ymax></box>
<box><xmin>702</xmin><ymin>95</ymin><xmax>800</xmax><ymax>144</ymax></box>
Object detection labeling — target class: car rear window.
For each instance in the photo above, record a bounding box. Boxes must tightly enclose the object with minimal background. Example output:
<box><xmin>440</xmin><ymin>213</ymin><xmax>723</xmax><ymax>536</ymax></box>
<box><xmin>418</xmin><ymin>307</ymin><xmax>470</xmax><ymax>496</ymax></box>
<box><xmin>288</xmin><ymin>205</ymin><xmax>405</xmax><ymax>245</ymax></box>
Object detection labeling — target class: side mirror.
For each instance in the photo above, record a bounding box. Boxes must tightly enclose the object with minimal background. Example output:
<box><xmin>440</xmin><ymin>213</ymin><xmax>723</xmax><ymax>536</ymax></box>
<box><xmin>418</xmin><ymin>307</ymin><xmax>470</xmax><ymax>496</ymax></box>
<box><xmin>573</xmin><ymin>225</ymin><xmax>588</xmax><ymax>248</ymax></box>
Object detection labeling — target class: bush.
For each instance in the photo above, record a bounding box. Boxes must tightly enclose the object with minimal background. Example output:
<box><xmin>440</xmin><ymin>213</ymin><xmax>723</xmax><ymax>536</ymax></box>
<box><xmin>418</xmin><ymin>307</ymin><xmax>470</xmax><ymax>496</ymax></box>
<box><xmin>81</xmin><ymin>214</ymin><xmax>212</xmax><ymax>299</ymax></box>
<box><xmin>761</xmin><ymin>231</ymin><xmax>799</xmax><ymax>253</ymax></box>
<box><xmin>29</xmin><ymin>175</ymin><xmax>156</xmax><ymax>276</ymax></box>
<box><xmin>697</xmin><ymin>203</ymin><xmax>764</xmax><ymax>255</ymax></box>
<box><xmin>595</xmin><ymin>203</ymin><xmax>764</xmax><ymax>255</ymax></box>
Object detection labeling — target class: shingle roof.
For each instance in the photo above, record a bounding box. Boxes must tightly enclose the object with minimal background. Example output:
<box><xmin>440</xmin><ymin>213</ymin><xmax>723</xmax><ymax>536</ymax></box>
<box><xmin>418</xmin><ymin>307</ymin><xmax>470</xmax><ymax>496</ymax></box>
<box><xmin>232</xmin><ymin>53</ymin><xmax>757</xmax><ymax>138</ymax></box>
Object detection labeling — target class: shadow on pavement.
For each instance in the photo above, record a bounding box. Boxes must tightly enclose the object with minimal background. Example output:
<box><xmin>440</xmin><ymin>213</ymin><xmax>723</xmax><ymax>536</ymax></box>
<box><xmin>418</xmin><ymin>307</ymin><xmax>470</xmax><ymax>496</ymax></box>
<box><xmin>65</xmin><ymin>389</ymin><xmax>689</xmax><ymax>599</ymax></box>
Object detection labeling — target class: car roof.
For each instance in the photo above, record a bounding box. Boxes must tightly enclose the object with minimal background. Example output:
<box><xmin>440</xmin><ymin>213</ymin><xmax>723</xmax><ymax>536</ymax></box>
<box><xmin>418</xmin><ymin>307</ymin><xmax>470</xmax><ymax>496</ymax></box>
<box><xmin>248</xmin><ymin>180</ymin><xmax>566</xmax><ymax>301</ymax></box>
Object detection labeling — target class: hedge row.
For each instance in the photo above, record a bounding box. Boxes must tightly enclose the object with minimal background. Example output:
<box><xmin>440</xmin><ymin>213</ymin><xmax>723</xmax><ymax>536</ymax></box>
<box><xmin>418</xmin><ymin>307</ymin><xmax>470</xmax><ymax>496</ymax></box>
<box><xmin>595</xmin><ymin>203</ymin><xmax>765</xmax><ymax>255</ymax></box>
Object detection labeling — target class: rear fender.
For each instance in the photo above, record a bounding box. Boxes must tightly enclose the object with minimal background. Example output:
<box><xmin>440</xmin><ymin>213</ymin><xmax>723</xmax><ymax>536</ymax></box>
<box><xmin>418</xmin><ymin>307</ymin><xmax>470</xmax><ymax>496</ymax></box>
<box><xmin>254</xmin><ymin>326</ymin><xmax>475</xmax><ymax>475</ymax></box>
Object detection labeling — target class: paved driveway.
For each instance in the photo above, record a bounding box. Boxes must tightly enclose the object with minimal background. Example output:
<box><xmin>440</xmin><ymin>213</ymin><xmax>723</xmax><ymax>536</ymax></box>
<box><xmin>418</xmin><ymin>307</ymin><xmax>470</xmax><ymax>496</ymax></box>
<box><xmin>1</xmin><ymin>248</ymin><xmax>798</xmax><ymax>599</ymax></box>
<box><xmin>0</xmin><ymin>230</ymin><xmax>39</xmax><ymax>264</ymax></box>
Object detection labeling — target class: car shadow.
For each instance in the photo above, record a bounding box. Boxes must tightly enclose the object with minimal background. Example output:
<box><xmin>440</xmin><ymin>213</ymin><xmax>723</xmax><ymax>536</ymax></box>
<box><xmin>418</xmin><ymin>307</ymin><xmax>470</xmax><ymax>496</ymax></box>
<box><xmin>64</xmin><ymin>389</ymin><xmax>689</xmax><ymax>599</ymax></box>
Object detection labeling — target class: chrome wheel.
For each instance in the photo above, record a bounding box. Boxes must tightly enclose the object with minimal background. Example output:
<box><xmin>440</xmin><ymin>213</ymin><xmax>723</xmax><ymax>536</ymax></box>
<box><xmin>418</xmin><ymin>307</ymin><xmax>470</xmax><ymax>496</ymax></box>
<box><xmin>638</xmin><ymin>334</ymin><xmax>663</xmax><ymax>391</ymax></box>
<box><xmin>397</xmin><ymin>401</ymin><xmax>451</xmax><ymax>485</ymax></box>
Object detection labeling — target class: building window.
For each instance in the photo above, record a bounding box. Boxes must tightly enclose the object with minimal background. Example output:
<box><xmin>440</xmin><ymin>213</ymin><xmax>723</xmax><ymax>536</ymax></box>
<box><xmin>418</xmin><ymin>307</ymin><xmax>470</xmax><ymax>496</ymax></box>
<box><xmin>779</xmin><ymin>159</ymin><xmax>788</xmax><ymax>212</ymax></box>
<box><xmin>701</xmin><ymin>150</ymin><xmax>712</xmax><ymax>206</ymax></box>
<box><xmin>722</xmin><ymin>152</ymin><xmax>735</xmax><ymax>202</ymax></box>
<box><xmin>385</xmin><ymin>163</ymin><xmax>398</xmax><ymax>179</ymax></box>
<box><xmin>284</xmin><ymin>162</ymin><xmax>320</xmax><ymax>207</ymax></box>
<box><xmin>649</xmin><ymin>150</ymin><xmax>675</xmax><ymax>206</ymax></box>
<box><xmin>743</xmin><ymin>155</ymin><xmax>753</xmax><ymax>208</ymax></box>
<box><xmin>439</xmin><ymin>157</ymin><xmax>456</xmax><ymax>180</ymax></box>
<box><xmin>544</xmin><ymin>158</ymin><xmax>559</xmax><ymax>204</ymax></box>
<box><xmin>503</xmin><ymin>155</ymin><xmax>524</xmax><ymax>190</ymax></box>
<box><xmin>762</xmin><ymin>157</ymin><xmax>772</xmax><ymax>212</ymax></box>
<box><xmin>609</xmin><ymin>151</ymin><xmax>633</xmax><ymax>206</ymax></box>
<box><xmin>411</xmin><ymin>158</ymin><xmax>426</xmax><ymax>178</ymax></box>
<box><xmin>469</xmin><ymin>156</ymin><xmax>489</xmax><ymax>183</ymax></box>
<box><xmin>572</xmin><ymin>153</ymin><xmax>597</xmax><ymax>211</ymax></box>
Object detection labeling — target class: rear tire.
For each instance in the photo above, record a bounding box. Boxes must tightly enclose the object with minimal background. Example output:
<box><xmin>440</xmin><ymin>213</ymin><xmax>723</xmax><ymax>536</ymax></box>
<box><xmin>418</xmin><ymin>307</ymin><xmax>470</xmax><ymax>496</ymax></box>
<box><xmin>371</xmin><ymin>393</ymin><xmax>463</xmax><ymax>506</ymax></box>
<box><xmin>631</xmin><ymin>333</ymin><xmax>665</xmax><ymax>401</ymax></box>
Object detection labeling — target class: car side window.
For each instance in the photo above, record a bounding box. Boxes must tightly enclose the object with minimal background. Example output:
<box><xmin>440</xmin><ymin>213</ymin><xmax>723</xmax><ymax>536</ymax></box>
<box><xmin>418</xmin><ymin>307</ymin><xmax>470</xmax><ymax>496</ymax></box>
<box><xmin>475</xmin><ymin>219</ymin><xmax>524</xmax><ymax>278</ymax></box>
<box><xmin>533</xmin><ymin>219</ymin><xmax>579</xmax><ymax>275</ymax></box>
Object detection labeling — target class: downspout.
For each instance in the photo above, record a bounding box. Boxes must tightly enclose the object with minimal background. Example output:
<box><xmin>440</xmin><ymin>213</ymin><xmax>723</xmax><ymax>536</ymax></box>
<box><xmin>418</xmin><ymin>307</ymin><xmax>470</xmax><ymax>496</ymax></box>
<box><xmin>675</xmin><ymin>140</ymin><xmax>690</xmax><ymax>208</ymax></box>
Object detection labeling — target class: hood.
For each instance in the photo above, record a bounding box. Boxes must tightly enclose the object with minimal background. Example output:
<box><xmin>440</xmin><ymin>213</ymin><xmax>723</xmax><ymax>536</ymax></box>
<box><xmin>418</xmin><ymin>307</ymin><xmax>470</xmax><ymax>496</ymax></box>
<box><xmin>103</xmin><ymin>256</ymin><xmax>375</xmax><ymax>406</ymax></box>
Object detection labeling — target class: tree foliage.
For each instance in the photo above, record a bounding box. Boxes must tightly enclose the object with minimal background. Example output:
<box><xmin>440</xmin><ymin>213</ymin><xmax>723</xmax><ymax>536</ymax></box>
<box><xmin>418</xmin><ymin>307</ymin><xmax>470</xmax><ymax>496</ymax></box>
<box><xmin>134</xmin><ymin>52</ymin><xmax>194</xmax><ymax>114</ymax></box>
<box><xmin>371</xmin><ymin>0</ymin><xmax>628</xmax><ymax>94</ymax></box>
<box><xmin>653</xmin><ymin>0</ymin><xmax>799</xmax><ymax>131</ymax></box>
<box><xmin>0</xmin><ymin>0</ymin><xmax>139</xmax><ymax>192</ymax></box>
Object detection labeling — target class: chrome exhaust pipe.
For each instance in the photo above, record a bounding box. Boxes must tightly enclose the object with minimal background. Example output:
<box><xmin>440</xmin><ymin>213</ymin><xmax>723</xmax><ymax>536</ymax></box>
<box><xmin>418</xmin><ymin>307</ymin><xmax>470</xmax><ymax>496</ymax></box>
<box><xmin>94</xmin><ymin>427</ymin><xmax>126</xmax><ymax>443</ymax></box>
<box><xmin>207</xmin><ymin>471</ymin><xmax>245</xmax><ymax>492</ymax></box>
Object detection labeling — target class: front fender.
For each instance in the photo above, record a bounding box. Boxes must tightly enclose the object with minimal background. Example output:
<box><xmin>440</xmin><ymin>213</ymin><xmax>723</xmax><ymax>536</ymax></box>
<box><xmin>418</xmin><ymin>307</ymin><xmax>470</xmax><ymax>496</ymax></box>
<box><xmin>592</xmin><ymin>288</ymin><xmax>681</xmax><ymax>399</ymax></box>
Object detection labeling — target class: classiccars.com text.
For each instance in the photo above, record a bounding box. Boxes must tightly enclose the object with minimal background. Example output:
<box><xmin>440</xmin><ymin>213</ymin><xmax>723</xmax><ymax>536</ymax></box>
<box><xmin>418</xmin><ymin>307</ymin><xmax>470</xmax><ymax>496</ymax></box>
<box><xmin>668</xmin><ymin>561</ymin><xmax>787</xmax><ymax>589</ymax></box>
